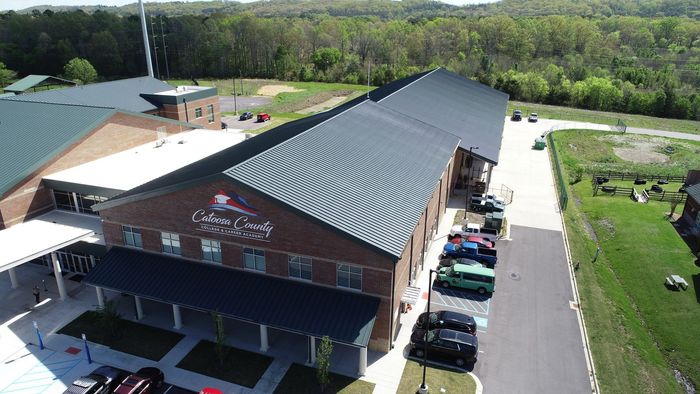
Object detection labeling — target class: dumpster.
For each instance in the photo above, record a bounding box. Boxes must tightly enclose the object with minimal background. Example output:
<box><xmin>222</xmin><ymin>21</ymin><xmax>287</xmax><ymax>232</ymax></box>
<box><xmin>533</xmin><ymin>137</ymin><xmax>546</xmax><ymax>150</ymax></box>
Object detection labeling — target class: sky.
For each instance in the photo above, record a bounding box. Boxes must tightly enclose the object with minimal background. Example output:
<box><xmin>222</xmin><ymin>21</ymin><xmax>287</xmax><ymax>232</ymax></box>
<box><xmin>0</xmin><ymin>0</ymin><xmax>497</xmax><ymax>12</ymax></box>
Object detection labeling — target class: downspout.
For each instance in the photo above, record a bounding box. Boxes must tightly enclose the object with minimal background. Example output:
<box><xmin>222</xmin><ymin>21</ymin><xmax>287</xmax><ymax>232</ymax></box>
<box><xmin>183</xmin><ymin>98</ymin><xmax>189</xmax><ymax>122</ymax></box>
<box><xmin>390</xmin><ymin>257</ymin><xmax>396</xmax><ymax>349</ymax></box>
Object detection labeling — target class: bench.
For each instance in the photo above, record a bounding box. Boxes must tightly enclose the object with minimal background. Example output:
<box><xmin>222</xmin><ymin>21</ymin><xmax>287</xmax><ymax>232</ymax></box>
<box><xmin>665</xmin><ymin>277</ymin><xmax>677</xmax><ymax>289</ymax></box>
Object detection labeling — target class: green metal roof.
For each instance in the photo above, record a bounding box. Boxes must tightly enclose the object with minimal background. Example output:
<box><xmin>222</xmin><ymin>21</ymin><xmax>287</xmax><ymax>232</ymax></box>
<box><xmin>3</xmin><ymin>75</ymin><xmax>76</xmax><ymax>93</ymax></box>
<box><xmin>0</xmin><ymin>100</ymin><xmax>116</xmax><ymax>198</ymax></box>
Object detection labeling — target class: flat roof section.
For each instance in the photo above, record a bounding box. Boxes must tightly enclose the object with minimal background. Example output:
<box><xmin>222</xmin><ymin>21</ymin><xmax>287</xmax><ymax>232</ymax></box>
<box><xmin>43</xmin><ymin>130</ymin><xmax>247</xmax><ymax>198</ymax></box>
<box><xmin>0</xmin><ymin>210</ymin><xmax>102</xmax><ymax>272</ymax></box>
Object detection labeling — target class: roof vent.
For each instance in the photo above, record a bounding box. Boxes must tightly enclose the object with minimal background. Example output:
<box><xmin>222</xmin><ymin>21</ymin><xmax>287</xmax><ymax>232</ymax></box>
<box><xmin>155</xmin><ymin>138</ymin><xmax>167</xmax><ymax>148</ymax></box>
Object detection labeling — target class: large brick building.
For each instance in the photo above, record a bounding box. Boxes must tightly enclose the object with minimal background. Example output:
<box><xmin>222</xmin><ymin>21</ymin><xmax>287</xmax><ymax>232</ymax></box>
<box><xmin>83</xmin><ymin>68</ymin><xmax>508</xmax><ymax>374</ymax></box>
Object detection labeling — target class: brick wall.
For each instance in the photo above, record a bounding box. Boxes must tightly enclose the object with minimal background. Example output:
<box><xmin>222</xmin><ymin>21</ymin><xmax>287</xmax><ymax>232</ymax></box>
<box><xmin>159</xmin><ymin>96</ymin><xmax>220</xmax><ymax>130</ymax></box>
<box><xmin>0</xmin><ymin>112</ymin><xmax>193</xmax><ymax>229</ymax></box>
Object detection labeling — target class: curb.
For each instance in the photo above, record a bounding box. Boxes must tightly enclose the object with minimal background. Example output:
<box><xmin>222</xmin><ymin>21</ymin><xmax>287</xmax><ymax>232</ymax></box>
<box><xmin>470</xmin><ymin>372</ymin><xmax>483</xmax><ymax>394</ymax></box>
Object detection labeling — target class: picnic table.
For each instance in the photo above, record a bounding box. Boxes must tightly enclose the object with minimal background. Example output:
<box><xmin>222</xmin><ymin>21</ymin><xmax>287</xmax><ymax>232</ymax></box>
<box><xmin>666</xmin><ymin>274</ymin><xmax>689</xmax><ymax>290</ymax></box>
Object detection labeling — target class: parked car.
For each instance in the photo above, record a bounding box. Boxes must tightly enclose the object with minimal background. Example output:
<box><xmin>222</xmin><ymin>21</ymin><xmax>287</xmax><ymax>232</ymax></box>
<box><xmin>410</xmin><ymin>328</ymin><xmax>478</xmax><ymax>366</ymax></box>
<box><xmin>511</xmin><ymin>109</ymin><xmax>522</xmax><ymax>121</ymax></box>
<box><xmin>470</xmin><ymin>199</ymin><xmax>504</xmax><ymax>213</ymax></box>
<box><xmin>414</xmin><ymin>310</ymin><xmax>477</xmax><ymax>335</ymax></box>
<box><xmin>199</xmin><ymin>389</ymin><xmax>224</xmax><ymax>394</ymax></box>
<box><xmin>113</xmin><ymin>367</ymin><xmax>164</xmax><ymax>394</ymax></box>
<box><xmin>438</xmin><ymin>257</ymin><xmax>482</xmax><ymax>268</ymax></box>
<box><xmin>442</xmin><ymin>242</ymin><xmax>497</xmax><ymax>268</ymax></box>
<box><xmin>471</xmin><ymin>193</ymin><xmax>505</xmax><ymax>205</ymax></box>
<box><xmin>257</xmin><ymin>113</ymin><xmax>271</xmax><ymax>122</ymax></box>
<box><xmin>239</xmin><ymin>112</ymin><xmax>253</xmax><ymax>121</ymax></box>
<box><xmin>466</xmin><ymin>236</ymin><xmax>494</xmax><ymax>249</ymax></box>
<box><xmin>63</xmin><ymin>366</ymin><xmax>128</xmax><ymax>394</ymax></box>
<box><xmin>449</xmin><ymin>223</ymin><xmax>499</xmax><ymax>244</ymax></box>
<box><xmin>528</xmin><ymin>112</ymin><xmax>538</xmax><ymax>122</ymax></box>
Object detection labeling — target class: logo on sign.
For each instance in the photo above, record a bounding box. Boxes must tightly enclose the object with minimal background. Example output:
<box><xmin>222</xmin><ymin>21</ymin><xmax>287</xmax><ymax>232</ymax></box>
<box><xmin>192</xmin><ymin>190</ymin><xmax>274</xmax><ymax>241</ymax></box>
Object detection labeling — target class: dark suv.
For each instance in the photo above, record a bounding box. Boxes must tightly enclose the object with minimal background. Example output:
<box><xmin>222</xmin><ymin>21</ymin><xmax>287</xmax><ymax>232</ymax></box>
<box><xmin>511</xmin><ymin>109</ymin><xmax>522</xmax><ymax>121</ymax></box>
<box><xmin>413</xmin><ymin>310</ymin><xmax>477</xmax><ymax>335</ymax></box>
<box><xmin>410</xmin><ymin>328</ymin><xmax>478</xmax><ymax>366</ymax></box>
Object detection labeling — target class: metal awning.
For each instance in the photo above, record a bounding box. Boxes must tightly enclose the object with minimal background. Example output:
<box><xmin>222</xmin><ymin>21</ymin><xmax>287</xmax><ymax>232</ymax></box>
<box><xmin>401</xmin><ymin>285</ymin><xmax>421</xmax><ymax>305</ymax></box>
<box><xmin>0</xmin><ymin>210</ymin><xmax>102</xmax><ymax>272</ymax></box>
<box><xmin>84</xmin><ymin>247</ymin><xmax>381</xmax><ymax>347</ymax></box>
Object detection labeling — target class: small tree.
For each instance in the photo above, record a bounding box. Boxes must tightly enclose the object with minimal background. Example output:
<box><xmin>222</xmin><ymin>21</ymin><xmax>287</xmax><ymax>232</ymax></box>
<box><xmin>0</xmin><ymin>62</ymin><xmax>17</xmax><ymax>88</ymax></box>
<box><xmin>316</xmin><ymin>336</ymin><xmax>333</xmax><ymax>392</ymax></box>
<box><xmin>63</xmin><ymin>57</ymin><xmax>97</xmax><ymax>84</ymax></box>
<box><xmin>211</xmin><ymin>312</ymin><xmax>228</xmax><ymax>369</ymax></box>
<box><xmin>96</xmin><ymin>299</ymin><xmax>122</xmax><ymax>343</ymax></box>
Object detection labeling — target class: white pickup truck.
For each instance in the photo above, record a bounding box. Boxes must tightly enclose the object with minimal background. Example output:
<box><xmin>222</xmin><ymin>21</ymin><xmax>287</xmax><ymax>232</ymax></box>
<box><xmin>450</xmin><ymin>223</ymin><xmax>500</xmax><ymax>243</ymax></box>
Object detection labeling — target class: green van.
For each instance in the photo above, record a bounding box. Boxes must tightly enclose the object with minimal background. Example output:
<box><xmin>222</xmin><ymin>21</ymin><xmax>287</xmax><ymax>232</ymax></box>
<box><xmin>437</xmin><ymin>264</ymin><xmax>495</xmax><ymax>295</ymax></box>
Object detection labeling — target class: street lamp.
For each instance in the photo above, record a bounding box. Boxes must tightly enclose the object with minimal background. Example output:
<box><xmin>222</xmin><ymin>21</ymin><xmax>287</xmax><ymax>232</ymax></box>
<box><xmin>463</xmin><ymin>146</ymin><xmax>479</xmax><ymax>220</ymax></box>
<box><xmin>82</xmin><ymin>333</ymin><xmax>92</xmax><ymax>364</ymax></box>
<box><xmin>419</xmin><ymin>269</ymin><xmax>437</xmax><ymax>394</ymax></box>
<box><xmin>33</xmin><ymin>321</ymin><xmax>44</xmax><ymax>350</ymax></box>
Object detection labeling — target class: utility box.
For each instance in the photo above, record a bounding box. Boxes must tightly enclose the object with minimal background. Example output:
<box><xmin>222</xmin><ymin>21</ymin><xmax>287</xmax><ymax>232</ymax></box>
<box><xmin>533</xmin><ymin>137</ymin><xmax>546</xmax><ymax>150</ymax></box>
<box><xmin>485</xmin><ymin>212</ymin><xmax>504</xmax><ymax>230</ymax></box>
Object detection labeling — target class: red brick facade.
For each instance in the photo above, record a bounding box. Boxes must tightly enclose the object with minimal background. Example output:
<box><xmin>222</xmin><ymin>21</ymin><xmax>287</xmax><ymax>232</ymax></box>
<box><xmin>158</xmin><ymin>96</ymin><xmax>220</xmax><ymax>130</ymax></box>
<box><xmin>99</xmin><ymin>148</ymin><xmax>457</xmax><ymax>352</ymax></box>
<box><xmin>0</xmin><ymin>112</ymin><xmax>193</xmax><ymax>229</ymax></box>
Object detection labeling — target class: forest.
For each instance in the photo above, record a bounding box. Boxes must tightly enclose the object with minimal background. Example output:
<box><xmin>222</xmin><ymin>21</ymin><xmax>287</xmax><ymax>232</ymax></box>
<box><xmin>2</xmin><ymin>0</ymin><xmax>700</xmax><ymax>120</ymax></box>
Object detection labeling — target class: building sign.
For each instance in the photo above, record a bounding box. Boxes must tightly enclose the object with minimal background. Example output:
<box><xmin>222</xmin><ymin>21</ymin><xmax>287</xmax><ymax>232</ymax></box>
<box><xmin>192</xmin><ymin>190</ymin><xmax>274</xmax><ymax>241</ymax></box>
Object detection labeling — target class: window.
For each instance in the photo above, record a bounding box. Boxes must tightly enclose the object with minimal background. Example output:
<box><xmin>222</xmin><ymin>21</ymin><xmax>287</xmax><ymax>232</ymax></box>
<box><xmin>77</xmin><ymin>194</ymin><xmax>107</xmax><ymax>215</ymax></box>
<box><xmin>243</xmin><ymin>248</ymin><xmax>265</xmax><ymax>271</ymax></box>
<box><xmin>195</xmin><ymin>107</ymin><xmax>203</xmax><ymax>118</ymax></box>
<box><xmin>53</xmin><ymin>190</ymin><xmax>107</xmax><ymax>215</ymax></box>
<box><xmin>54</xmin><ymin>190</ymin><xmax>76</xmax><ymax>211</ymax></box>
<box><xmin>206</xmin><ymin>104</ymin><xmax>215</xmax><ymax>123</ymax></box>
<box><xmin>288</xmin><ymin>255</ymin><xmax>312</xmax><ymax>280</ymax></box>
<box><xmin>337</xmin><ymin>264</ymin><xmax>362</xmax><ymax>290</ymax></box>
<box><xmin>161</xmin><ymin>232</ymin><xmax>181</xmax><ymax>255</ymax></box>
<box><xmin>122</xmin><ymin>226</ymin><xmax>143</xmax><ymax>248</ymax></box>
<box><xmin>201</xmin><ymin>239</ymin><xmax>222</xmax><ymax>263</ymax></box>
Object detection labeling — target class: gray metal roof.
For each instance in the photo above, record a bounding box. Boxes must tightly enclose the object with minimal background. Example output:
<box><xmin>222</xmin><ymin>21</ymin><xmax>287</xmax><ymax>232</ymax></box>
<box><xmin>686</xmin><ymin>183</ymin><xmax>700</xmax><ymax>202</ymax></box>
<box><xmin>0</xmin><ymin>100</ymin><xmax>115</xmax><ymax>198</ymax></box>
<box><xmin>227</xmin><ymin>101</ymin><xmax>461</xmax><ymax>258</ymax></box>
<box><xmin>377</xmin><ymin>68</ymin><xmax>508</xmax><ymax>164</ymax></box>
<box><xmin>1</xmin><ymin>76</ymin><xmax>173</xmax><ymax>112</ymax></box>
<box><xmin>3</xmin><ymin>75</ymin><xmax>76</xmax><ymax>93</ymax></box>
<box><xmin>84</xmin><ymin>247</ymin><xmax>380</xmax><ymax>347</ymax></box>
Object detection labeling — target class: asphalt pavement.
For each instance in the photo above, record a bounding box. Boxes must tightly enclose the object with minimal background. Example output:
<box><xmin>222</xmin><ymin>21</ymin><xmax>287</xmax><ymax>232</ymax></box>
<box><xmin>219</xmin><ymin>96</ymin><xmax>271</xmax><ymax>113</ymax></box>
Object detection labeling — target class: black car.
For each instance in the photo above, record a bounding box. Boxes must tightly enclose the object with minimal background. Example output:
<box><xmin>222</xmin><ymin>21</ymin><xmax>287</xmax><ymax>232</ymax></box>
<box><xmin>239</xmin><ymin>111</ymin><xmax>253</xmax><ymax>121</ymax></box>
<box><xmin>410</xmin><ymin>328</ymin><xmax>478</xmax><ymax>367</ymax></box>
<box><xmin>63</xmin><ymin>366</ymin><xmax>129</xmax><ymax>394</ymax></box>
<box><xmin>511</xmin><ymin>109</ymin><xmax>522</xmax><ymax>121</ymax></box>
<box><xmin>438</xmin><ymin>257</ymin><xmax>482</xmax><ymax>268</ymax></box>
<box><xmin>650</xmin><ymin>184</ymin><xmax>663</xmax><ymax>193</ymax></box>
<box><xmin>414</xmin><ymin>310</ymin><xmax>477</xmax><ymax>335</ymax></box>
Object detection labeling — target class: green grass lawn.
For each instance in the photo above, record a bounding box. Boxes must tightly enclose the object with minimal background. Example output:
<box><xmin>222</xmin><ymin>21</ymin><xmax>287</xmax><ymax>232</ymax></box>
<box><xmin>549</xmin><ymin>131</ymin><xmax>699</xmax><ymax>392</ymax></box>
<box><xmin>58</xmin><ymin>311</ymin><xmax>184</xmax><ymax>361</ymax></box>
<box><xmin>176</xmin><ymin>340</ymin><xmax>273</xmax><ymax>388</ymax></box>
<box><xmin>396</xmin><ymin>360</ymin><xmax>476</xmax><ymax>394</ymax></box>
<box><xmin>273</xmin><ymin>363</ymin><xmax>374</xmax><ymax>394</ymax></box>
<box><xmin>508</xmin><ymin>101</ymin><xmax>700</xmax><ymax>135</ymax></box>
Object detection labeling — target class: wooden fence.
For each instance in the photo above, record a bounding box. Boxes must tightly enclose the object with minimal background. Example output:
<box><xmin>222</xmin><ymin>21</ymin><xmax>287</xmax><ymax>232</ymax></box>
<box><xmin>591</xmin><ymin>172</ymin><xmax>687</xmax><ymax>183</ymax></box>
<box><xmin>592</xmin><ymin>183</ymin><xmax>688</xmax><ymax>203</ymax></box>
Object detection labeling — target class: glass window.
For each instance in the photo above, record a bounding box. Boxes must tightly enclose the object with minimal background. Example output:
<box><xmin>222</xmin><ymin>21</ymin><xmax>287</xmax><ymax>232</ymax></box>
<box><xmin>201</xmin><ymin>239</ymin><xmax>222</xmax><ymax>263</ymax></box>
<box><xmin>195</xmin><ymin>107</ymin><xmax>203</xmax><ymax>118</ymax></box>
<box><xmin>122</xmin><ymin>226</ymin><xmax>143</xmax><ymax>248</ymax></box>
<box><xmin>161</xmin><ymin>232</ymin><xmax>181</xmax><ymax>255</ymax></box>
<box><xmin>337</xmin><ymin>264</ymin><xmax>362</xmax><ymax>290</ymax></box>
<box><xmin>243</xmin><ymin>248</ymin><xmax>265</xmax><ymax>271</ymax></box>
<box><xmin>207</xmin><ymin>104</ymin><xmax>215</xmax><ymax>123</ymax></box>
<box><xmin>53</xmin><ymin>190</ymin><xmax>75</xmax><ymax>211</ymax></box>
<box><xmin>288</xmin><ymin>255</ymin><xmax>312</xmax><ymax>280</ymax></box>
<box><xmin>77</xmin><ymin>193</ymin><xmax>107</xmax><ymax>215</ymax></box>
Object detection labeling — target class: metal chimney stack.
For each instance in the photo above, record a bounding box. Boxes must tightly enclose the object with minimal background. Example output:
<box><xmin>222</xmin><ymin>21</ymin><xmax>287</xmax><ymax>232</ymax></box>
<box><xmin>139</xmin><ymin>0</ymin><xmax>155</xmax><ymax>77</ymax></box>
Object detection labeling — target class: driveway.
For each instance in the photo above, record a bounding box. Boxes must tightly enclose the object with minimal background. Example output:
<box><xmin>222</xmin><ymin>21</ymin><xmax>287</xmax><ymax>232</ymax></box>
<box><xmin>219</xmin><ymin>96</ymin><xmax>271</xmax><ymax>113</ymax></box>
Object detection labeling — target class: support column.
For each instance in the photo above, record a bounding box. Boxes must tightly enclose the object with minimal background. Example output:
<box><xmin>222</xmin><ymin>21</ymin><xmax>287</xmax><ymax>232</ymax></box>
<box><xmin>51</xmin><ymin>252</ymin><xmax>67</xmax><ymax>301</ymax></box>
<box><xmin>172</xmin><ymin>304</ymin><xmax>182</xmax><ymax>329</ymax></box>
<box><xmin>134</xmin><ymin>296</ymin><xmax>144</xmax><ymax>320</ymax></box>
<box><xmin>8</xmin><ymin>268</ymin><xmax>19</xmax><ymax>289</ymax></box>
<box><xmin>358</xmin><ymin>346</ymin><xmax>367</xmax><ymax>376</ymax></box>
<box><xmin>259</xmin><ymin>325</ymin><xmax>269</xmax><ymax>352</ymax></box>
<box><xmin>95</xmin><ymin>287</ymin><xmax>105</xmax><ymax>308</ymax></box>
<box><xmin>307</xmin><ymin>336</ymin><xmax>316</xmax><ymax>365</ymax></box>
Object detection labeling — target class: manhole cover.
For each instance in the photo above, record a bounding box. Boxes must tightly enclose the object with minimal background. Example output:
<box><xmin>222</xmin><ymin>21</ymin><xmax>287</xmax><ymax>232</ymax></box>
<box><xmin>508</xmin><ymin>271</ymin><xmax>520</xmax><ymax>280</ymax></box>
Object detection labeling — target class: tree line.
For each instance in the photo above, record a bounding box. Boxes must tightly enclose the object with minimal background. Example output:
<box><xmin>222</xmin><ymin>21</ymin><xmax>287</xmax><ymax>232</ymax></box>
<box><xmin>1</xmin><ymin>10</ymin><xmax>700</xmax><ymax>120</ymax></box>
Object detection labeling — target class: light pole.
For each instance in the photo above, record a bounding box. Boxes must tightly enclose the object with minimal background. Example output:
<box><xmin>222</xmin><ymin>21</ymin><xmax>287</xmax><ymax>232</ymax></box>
<box><xmin>463</xmin><ymin>146</ymin><xmax>479</xmax><ymax>220</ymax></box>
<box><xmin>33</xmin><ymin>321</ymin><xmax>44</xmax><ymax>350</ymax></box>
<box><xmin>81</xmin><ymin>334</ymin><xmax>92</xmax><ymax>364</ymax></box>
<box><xmin>419</xmin><ymin>269</ymin><xmax>437</xmax><ymax>394</ymax></box>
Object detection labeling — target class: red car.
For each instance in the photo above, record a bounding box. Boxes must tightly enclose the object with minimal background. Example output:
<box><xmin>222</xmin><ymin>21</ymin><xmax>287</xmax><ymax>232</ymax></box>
<box><xmin>466</xmin><ymin>236</ymin><xmax>493</xmax><ymax>249</ymax></box>
<box><xmin>113</xmin><ymin>367</ymin><xmax>164</xmax><ymax>394</ymax></box>
<box><xmin>257</xmin><ymin>113</ymin><xmax>271</xmax><ymax>122</ymax></box>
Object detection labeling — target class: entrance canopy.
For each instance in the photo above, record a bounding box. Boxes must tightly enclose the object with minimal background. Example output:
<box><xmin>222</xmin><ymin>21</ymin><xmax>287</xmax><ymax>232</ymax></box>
<box><xmin>84</xmin><ymin>247</ymin><xmax>381</xmax><ymax>347</ymax></box>
<box><xmin>0</xmin><ymin>210</ymin><xmax>101</xmax><ymax>272</ymax></box>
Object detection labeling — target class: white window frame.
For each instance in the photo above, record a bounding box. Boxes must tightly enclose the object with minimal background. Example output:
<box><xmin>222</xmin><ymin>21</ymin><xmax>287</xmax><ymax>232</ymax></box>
<box><xmin>195</xmin><ymin>107</ymin><xmax>203</xmax><ymax>118</ymax></box>
<box><xmin>206</xmin><ymin>104</ymin><xmax>215</xmax><ymax>123</ymax></box>
<box><xmin>122</xmin><ymin>225</ymin><xmax>143</xmax><ymax>248</ymax></box>
<box><xmin>201</xmin><ymin>239</ymin><xmax>222</xmax><ymax>263</ymax></box>
<box><xmin>337</xmin><ymin>263</ymin><xmax>362</xmax><ymax>291</ymax></box>
<box><xmin>243</xmin><ymin>248</ymin><xmax>266</xmax><ymax>272</ymax></box>
<box><xmin>161</xmin><ymin>232</ymin><xmax>181</xmax><ymax>255</ymax></box>
<box><xmin>288</xmin><ymin>255</ymin><xmax>312</xmax><ymax>281</ymax></box>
